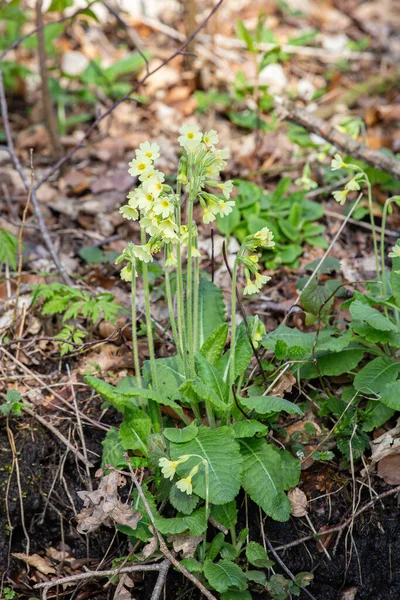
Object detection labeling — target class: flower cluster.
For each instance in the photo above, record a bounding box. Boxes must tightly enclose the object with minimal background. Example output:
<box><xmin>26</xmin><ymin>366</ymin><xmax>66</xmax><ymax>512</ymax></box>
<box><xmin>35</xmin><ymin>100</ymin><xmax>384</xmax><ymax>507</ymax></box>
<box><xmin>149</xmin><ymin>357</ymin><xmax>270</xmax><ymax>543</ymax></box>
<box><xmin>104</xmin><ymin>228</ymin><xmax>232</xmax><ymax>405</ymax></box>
<box><xmin>116</xmin><ymin>126</ymin><xmax>235</xmax><ymax>278</ymax></box>
<box><xmin>159</xmin><ymin>455</ymin><xmax>201</xmax><ymax>495</ymax></box>
<box><xmin>238</xmin><ymin>227</ymin><xmax>275</xmax><ymax>296</ymax></box>
<box><xmin>389</xmin><ymin>243</ymin><xmax>400</xmax><ymax>259</ymax></box>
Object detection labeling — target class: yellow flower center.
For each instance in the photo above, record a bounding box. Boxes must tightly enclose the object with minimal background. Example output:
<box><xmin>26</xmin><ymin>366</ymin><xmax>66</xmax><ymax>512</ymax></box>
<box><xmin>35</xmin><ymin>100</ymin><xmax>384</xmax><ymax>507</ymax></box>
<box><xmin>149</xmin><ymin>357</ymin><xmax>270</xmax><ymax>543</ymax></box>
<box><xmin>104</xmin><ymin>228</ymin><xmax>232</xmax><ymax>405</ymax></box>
<box><xmin>145</xmin><ymin>152</ymin><xmax>152</xmax><ymax>157</ymax></box>
<box><xmin>161</xmin><ymin>200</ymin><xmax>169</xmax><ymax>208</ymax></box>
<box><xmin>138</xmin><ymin>163</ymin><xmax>146</xmax><ymax>171</ymax></box>
<box><xmin>187</xmin><ymin>132</ymin><xmax>194</xmax><ymax>139</ymax></box>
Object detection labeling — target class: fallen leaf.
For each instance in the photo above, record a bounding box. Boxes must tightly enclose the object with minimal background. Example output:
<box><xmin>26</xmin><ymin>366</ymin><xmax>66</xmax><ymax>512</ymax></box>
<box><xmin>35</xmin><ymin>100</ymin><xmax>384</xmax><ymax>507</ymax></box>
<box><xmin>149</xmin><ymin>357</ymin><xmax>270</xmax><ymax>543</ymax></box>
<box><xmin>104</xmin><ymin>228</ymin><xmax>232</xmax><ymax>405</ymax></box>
<box><xmin>377</xmin><ymin>454</ymin><xmax>400</xmax><ymax>485</ymax></box>
<box><xmin>170</xmin><ymin>534</ymin><xmax>203</xmax><ymax>558</ymax></box>
<box><xmin>270</xmin><ymin>372</ymin><xmax>296</xmax><ymax>397</ymax></box>
<box><xmin>13</xmin><ymin>553</ymin><xmax>56</xmax><ymax>575</ymax></box>
<box><xmin>76</xmin><ymin>471</ymin><xmax>142</xmax><ymax>533</ymax></box>
<box><xmin>288</xmin><ymin>488</ymin><xmax>308</xmax><ymax>517</ymax></box>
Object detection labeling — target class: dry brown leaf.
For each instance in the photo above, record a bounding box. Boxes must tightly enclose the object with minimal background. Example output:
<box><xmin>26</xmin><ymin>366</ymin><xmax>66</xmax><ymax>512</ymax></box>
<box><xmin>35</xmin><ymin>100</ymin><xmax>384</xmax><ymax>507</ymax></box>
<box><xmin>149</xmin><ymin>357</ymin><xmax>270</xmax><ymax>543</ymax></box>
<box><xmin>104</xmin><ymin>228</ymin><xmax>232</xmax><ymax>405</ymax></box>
<box><xmin>377</xmin><ymin>454</ymin><xmax>400</xmax><ymax>485</ymax></box>
<box><xmin>170</xmin><ymin>534</ymin><xmax>203</xmax><ymax>558</ymax></box>
<box><xmin>46</xmin><ymin>546</ymin><xmax>72</xmax><ymax>562</ymax></box>
<box><xmin>76</xmin><ymin>471</ymin><xmax>142</xmax><ymax>533</ymax></box>
<box><xmin>339</xmin><ymin>587</ymin><xmax>358</xmax><ymax>600</ymax></box>
<box><xmin>114</xmin><ymin>573</ymin><xmax>135</xmax><ymax>600</ymax></box>
<box><xmin>141</xmin><ymin>533</ymin><xmax>158</xmax><ymax>560</ymax></box>
<box><xmin>288</xmin><ymin>487</ymin><xmax>308</xmax><ymax>517</ymax></box>
<box><xmin>316</xmin><ymin>525</ymin><xmax>335</xmax><ymax>553</ymax></box>
<box><xmin>270</xmin><ymin>372</ymin><xmax>296</xmax><ymax>397</ymax></box>
<box><xmin>13</xmin><ymin>553</ymin><xmax>56</xmax><ymax>575</ymax></box>
<box><xmin>80</xmin><ymin>343</ymin><xmax>133</xmax><ymax>372</ymax></box>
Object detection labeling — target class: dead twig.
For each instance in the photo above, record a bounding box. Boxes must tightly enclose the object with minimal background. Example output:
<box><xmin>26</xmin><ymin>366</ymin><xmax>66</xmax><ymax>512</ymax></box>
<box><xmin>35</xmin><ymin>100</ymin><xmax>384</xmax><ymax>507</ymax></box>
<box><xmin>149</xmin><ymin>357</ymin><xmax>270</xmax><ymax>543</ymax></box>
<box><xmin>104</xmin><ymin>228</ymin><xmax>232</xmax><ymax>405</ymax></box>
<box><xmin>36</xmin><ymin>0</ymin><xmax>62</xmax><ymax>156</ymax></box>
<box><xmin>273</xmin><ymin>483</ymin><xmax>400</xmax><ymax>552</ymax></box>
<box><xmin>275</xmin><ymin>99</ymin><xmax>400</xmax><ymax>180</ymax></box>
<box><xmin>123</xmin><ymin>455</ymin><xmax>218</xmax><ymax>600</ymax></box>
<box><xmin>150</xmin><ymin>559</ymin><xmax>171</xmax><ymax>600</ymax></box>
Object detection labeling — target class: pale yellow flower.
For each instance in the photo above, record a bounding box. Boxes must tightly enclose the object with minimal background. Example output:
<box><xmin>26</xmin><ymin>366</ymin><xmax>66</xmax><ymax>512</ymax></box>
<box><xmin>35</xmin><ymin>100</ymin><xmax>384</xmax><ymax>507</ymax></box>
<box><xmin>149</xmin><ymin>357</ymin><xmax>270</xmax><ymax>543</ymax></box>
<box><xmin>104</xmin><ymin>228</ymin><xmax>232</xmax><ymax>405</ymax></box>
<box><xmin>254</xmin><ymin>227</ymin><xmax>275</xmax><ymax>248</ymax></box>
<box><xmin>243</xmin><ymin>279</ymin><xmax>259</xmax><ymax>295</ymax></box>
<box><xmin>203</xmin><ymin>207</ymin><xmax>216</xmax><ymax>224</ymax></box>
<box><xmin>218</xmin><ymin>200</ymin><xmax>235</xmax><ymax>217</ymax></box>
<box><xmin>176</xmin><ymin>464</ymin><xmax>199</xmax><ymax>495</ymax></box>
<box><xmin>255</xmin><ymin>272</ymin><xmax>271</xmax><ymax>289</ymax></box>
<box><xmin>178</xmin><ymin>124</ymin><xmax>202</xmax><ymax>150</ymax></box>
<box><xmin>128</xmin><ymin>156</ymin><xmax>153</xmax><ymax>177</ymax></box>
<box><xmin>136</xmin><ymin>141</ymin><xmax>160</xmax><ymax>162</ymax></box>
<box><xmin>203</xmin><ymin>129</ymin><xmax>219</xmax><ymax>147</ymax></box>
<box><xmin>153</xmin><ymin>197</ymin><xmax>174</xmax><ymax>219</ymax></box>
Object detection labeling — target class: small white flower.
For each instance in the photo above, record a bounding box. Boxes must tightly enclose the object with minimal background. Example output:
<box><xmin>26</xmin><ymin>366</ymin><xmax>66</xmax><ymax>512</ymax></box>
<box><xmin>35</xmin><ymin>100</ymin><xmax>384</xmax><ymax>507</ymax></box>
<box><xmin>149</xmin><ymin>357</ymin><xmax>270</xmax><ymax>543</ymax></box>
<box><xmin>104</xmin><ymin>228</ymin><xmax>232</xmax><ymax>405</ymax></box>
<box><xmin>345</xmin><ymin>178</ymin><xmax>361</xmax><ymax>191</ymax></box>
<box><xmin>140</xmin><ymin>216</ymin><xmax>160</xmax><ymax>236</ymax></box>
<box><xmin>255</xmin><ymin>272</ymin><xmax>271</xmax><ymax>289</ymax></box>
<box><xmin>136</xmin><ymin>141</ymin><xmax>160</xmax><ymax>162</ymax></box>
<box><xmin>243</xmin><ymin>278</ymin><xmax>259</xmax><ymax>295</ymax></box>
<box><xmin>159</xmin><ymin>218</ymin><xmax>178</xmax><ymax>241</ymax></box>
<box><xmin>331</xmin><ymin>153</ymin><xmax>346</xmax><ymax>171</ymax></box>
<box><xmin>388</xmin><ymin>244</ymin><xmax>400</xmax><ymax>258</ymax></box>
<box><xmin>332</xmin><ymin>189</ymin><xmax>348</xmax><ymax>205</ymax></box>
<box><xmin>203</xmin><ymin>129</ymin><xmax>219</xmax><ymax>147</ymax></box>
<box><xmin>137</xmin><ymin>190</ymin><xmax>155</xmax><ymax>211</ymax></box>
<box><xmin>178</xmin><ymin>124</ymin><xmax>202</xmax><ymax>150</ymax></box>
<box><xmin>153</xmin><ymin>197</ymin><xmax>175</xmax><ymax>219</ymax></box>
<box><xmin>219</xmin><ymin>180</ymin><xmax>234</xmax><ymax>199</ymax></box>
<box><xmin>176</xmin><ymin>464</ymin><xmax>199</xmax><ymax>495</ymax></box>
<box><xmin>254</xmin><ymin>227</ymin><xmax>275</xmax><ymax>248</ymax></box>
<box><xmin>165</xmin><ymin>251</ymin><xmax>177</xmax><ymax>267</ymax></box>
<box><xmin>159</xmin><ymin>457</ymin><xmax>179</xmax><ymax>480</ymax></box>
<box><xmin>191</xmin><ymin>246</ymin><xmax>201</xmax><ymax>258</ymax></box>
<box><xmin>120</xmin><ymin>264</ymin><xmax>133</xmax><ymax>282</ymax></box>
<box><xmin>218</xmin><ymin>200</ymin><xmax>235</xmax><ymax>217</ymax></box>
<box><xmin>132</xmin><ymin>244</ymin><xmax>153</xmax><ymax>263</ymax></box>
<box><xmin>202</xmin><ymin>207</ymin><xmax>216</xmax><ymax>224</ymax></box>
<box><xmin>128</xmin><ymin>156</ymin><xmax>153</xmax><ymax>177</ymax></box>
<box><xmin>119</xmin><ymin>205</ymin><xmax>139</xmax><ymax>220</ymax></box>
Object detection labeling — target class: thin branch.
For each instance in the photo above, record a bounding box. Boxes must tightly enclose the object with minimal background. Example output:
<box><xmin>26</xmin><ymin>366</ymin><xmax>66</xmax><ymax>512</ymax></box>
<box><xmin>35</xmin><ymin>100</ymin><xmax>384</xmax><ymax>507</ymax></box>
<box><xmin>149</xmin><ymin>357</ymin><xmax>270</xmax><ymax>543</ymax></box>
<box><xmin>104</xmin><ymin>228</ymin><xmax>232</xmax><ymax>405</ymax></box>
<box><xmin>275</xmin><ymin>99</ymin><xmax>400</xmax><ymax>180</ymax></box>
<box><xmin>0</xmin><ymin>69</ymin><xmax>73</xmax><ymax>285</ymax></box>
<box><xmin>36</xmin><ymin>0</ymin><xmax>62</xmax><ymax>156</ymax></box>
<box><xmin>34</xmin><ymin>0</ymin><xmax>225</xmax><ymax>190</ymax></box>
<box><xmin>150</xmin><ymin>559</ymin><xmax>171</xmax><ymax>600</ymax></box>
<box><xmin>273</xmin><ymin>483</ymin><xmax>400</xmax><ymax>552</ymax></box>
<box><xmin>123</xmin><ymin>455</ymin><xmax>218</xmax><ymax>600</ymax></box>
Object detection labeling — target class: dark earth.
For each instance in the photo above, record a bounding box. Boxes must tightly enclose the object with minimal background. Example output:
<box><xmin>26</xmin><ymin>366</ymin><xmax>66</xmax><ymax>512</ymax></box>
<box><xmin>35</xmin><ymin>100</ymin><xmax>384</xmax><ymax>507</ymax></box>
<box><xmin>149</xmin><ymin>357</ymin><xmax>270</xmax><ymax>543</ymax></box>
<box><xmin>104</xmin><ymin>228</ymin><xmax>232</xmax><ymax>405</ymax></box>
<box><xmin>1</xmin><ymin>416</ymin><xmax>399</xmax><ymax>600</ymax></box>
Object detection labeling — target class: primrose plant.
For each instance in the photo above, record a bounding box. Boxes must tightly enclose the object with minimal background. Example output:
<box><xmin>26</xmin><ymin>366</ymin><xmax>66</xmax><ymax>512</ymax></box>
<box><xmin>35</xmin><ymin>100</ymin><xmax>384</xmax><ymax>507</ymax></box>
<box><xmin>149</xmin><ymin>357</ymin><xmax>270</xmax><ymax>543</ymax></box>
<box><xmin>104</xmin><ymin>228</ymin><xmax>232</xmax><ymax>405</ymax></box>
<box><xmin>86</xmin><ymin>125</ymin><xmax>303</xmax><ymax>597</ymax></box>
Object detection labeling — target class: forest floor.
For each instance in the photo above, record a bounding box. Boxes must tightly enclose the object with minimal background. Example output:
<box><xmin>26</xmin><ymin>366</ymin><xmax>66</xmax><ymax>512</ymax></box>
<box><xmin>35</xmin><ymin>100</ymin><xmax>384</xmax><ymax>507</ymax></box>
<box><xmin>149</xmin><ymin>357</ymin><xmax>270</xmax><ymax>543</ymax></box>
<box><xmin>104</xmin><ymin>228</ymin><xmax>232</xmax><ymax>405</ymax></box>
<box><xmin>1</xmin><ymin>1</ymin><xmax>400</xmax><ymax>599</ymax></box>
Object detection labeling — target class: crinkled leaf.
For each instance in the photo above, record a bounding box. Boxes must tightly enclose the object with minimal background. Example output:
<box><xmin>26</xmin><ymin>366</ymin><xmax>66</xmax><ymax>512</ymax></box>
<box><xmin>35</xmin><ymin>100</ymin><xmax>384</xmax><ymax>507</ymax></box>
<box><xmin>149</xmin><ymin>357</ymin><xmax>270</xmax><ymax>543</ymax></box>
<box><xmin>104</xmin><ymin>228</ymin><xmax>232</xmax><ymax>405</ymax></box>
<box><xmin>246</xmin><ymin>542</ymin><xmax>273</xmax><ymax>568</ymax></box>
<box><xmin>280</xmin><ymin>450</ymin><xmax>301</xmax><ymax>489</ymax></box>
<box><xmin>200</xmin><ymin>323</ymin><xmax>228</xmax><ymax>365</ymax></box>
<box><xmin>211</xmin><ymin>501</ymin><xmax>238</xmax><ymax>530</ymax></box>
<box><xmin>170</xmin><ymin>427</ymin><xmax>242</xmax><ymax>505</ymax></box>
<box><xmin>163</xmin><ymin>422</ymin><xmax>198</xmax><ymax>444</ymax></box>
<box><xmin>240</xmin><ymin>438</ymin><xmax>291</xmax><ymax>521</ymax></box>
<box><xmin>197</xmin><ymin>278</ymin><xmax>226</xmax><ymax>349</ymax></box>
<box><xmin>203</xmin><ymin>559</ymin><xmax>247</xmax><ymax>593</ymax></box>
<box><xmin>379</xmin><ymin>381</ymin><xmax>400</xmax><ymax>410</ymax></box>
<box><xmin>169</xmin><ymin>485</ymin><xmax>199</xmax><ymax>515</ymax></box>
<box><xmin>232</xmin><ymin>420</ymin><xmax>269</xmax><ymax>438</ymax></box>
<box><xmin>354</xmin><ymin>357</ymin><xmax>400</xmax><ymax>393</ymax></box>
<box><xmin>101</xmin><ymin>427</ymin><xmax>125</xmax><ymax>469</ymax></box>
<box><xmin>207</xmin><ymin>532</ymin><xmax>225</xmax><ymax>561</ymax></box>
<box><xmin>119</xmin><ymin>407</ymin><xmax>151</xmax><ymax>456</ymax></box>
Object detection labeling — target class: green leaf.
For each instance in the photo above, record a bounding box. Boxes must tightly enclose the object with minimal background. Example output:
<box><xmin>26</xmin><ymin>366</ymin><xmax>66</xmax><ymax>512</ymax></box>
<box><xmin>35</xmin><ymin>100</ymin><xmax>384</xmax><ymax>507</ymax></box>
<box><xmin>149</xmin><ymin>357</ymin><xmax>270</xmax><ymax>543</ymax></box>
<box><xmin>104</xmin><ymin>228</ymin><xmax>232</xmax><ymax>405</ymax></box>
<box><xmin>354</xmin><ymin>357</ymin><xmax>400</xmax><ymax>393</ymax></box>
<box><xmin>196</xmin><ymin>353</ymin><xmax>229</xmax><ymax>407</ymax></box>
<box><xmin>245</xmin><ymin>570</ymin><xmax>267</xmax><ymax>585</ymax></box>
<box><xmin>0</xmin><ymin>228</ymin><xmax>19</xmax><ymax>269</ymax></box>
<box><xmin>101</xmin><ymin>427</ymin><xmax>125</xmax><ymax>469</ymax></box>
<box><xmin>240</xmin><ymin>438</ymin><xmax>291</xmax><ymax>521</ymax></box>
<box><xmin>220</xmin><ymin>542</ymin><xmax>238</xmax><ymax>560</ymax></box>
<box><xmin>240</xmin><ymin>395</ymin><xmax>304</xmax><ymax>416</ymax></box>
<box><xmin>221</xmin><ymin>591</ymin><xmax>252</xmax><ymax>600</ymax></box>
<box><xmin>236</xmin><ymin>19</ymin><xmax>254</xmax><ymax>52</ymax></box>
<box><xmin>216</xmin><ymin>318</ymin><xmax>254</xmax><ymax>381</ymax></box>
<box><xmin>204</xmin><ymin>559</ymin><xmax>247</xmax><ymax>593</ymax></box>
<box><xmin>232</xmin><ymin>420</ymin><xmax>269</xmax><ymax>438</ymax></box>
<box><xmin>170</xmin><ymin>426</ymin><xmax>242</xmax><ymax>505</ymax></box>
<box><xmin>352</xmin><ymin>321</ymin><xmax>400</xmax><ymax>347</ymax></box>
<box><xmin>84</xmin><ymin>376</ymin><xmax>133</xmax><ymax>413</ymax></box>
<box><xmin>246</xmin><ymin>541</ymin><xmax>273</xmax><ymax>568</ymax></box>
<box><xmin>350</xmin><ymin>300</ymin><xmax>397</xmax><ymax>332</ymax></box>
<box><xmin>163</xmin><ymin>422</ymin><xmax>198</xmax><ymax>443</ymax></box>
<box><xmin>379</xmin><ymin>381</ymin><xmax>400</xmax><ymax>410</ymax></box>
<box><xmin>280</xmin><ymin>450</ymin><xmax>301</xmax><ymax>489</ymax></box>
<box><xmin>119</xmin><ymin>407</ymin><xmax>151</xmax><ymax>456</ymax></box>
<box><xmin>208</xmin><ymin>532</ymin><xmax>225</xmax><ymax>561</ymax></box>
<box><xmin>211</xmin><ymin>501</ymin><xmax>238</xmax><ymax>530</ymax></box>
<box><xmin>103</xmin><ymin>52</ymin><xmax>151</xmax><ymax>81</ymax></box>
<box><xmin>361</xmin><ymin>401</ymin><xmax>394</xmax><ymax>432</ymax></box>
<box><xmin>48</xmin><ymin>0</ymin><xmax>73</xmax><ymax>11</ymax></box>
<box><xmin>143</xmin><ymin>356</ymin><xmax>186</xmax><ymax>399</ymax></box>
<box><xmin>200</xmin><ymin>323</ymin><xmax>228</xmax><ymax>366</ymax></box>
<box><xmin>301</xmin><ymin>280</ymin><xmax>334</xmax><ymax>316</ymax></box>
<box><xmin>180</xmin><ymin>558</ymin><xmax>203</xmax><ymax>573</ymax></box>
<box><xmin>302</xmin><ymin>348</ymin><xmax>365</xmax><ymax>378</ymax></box>
<box><xmin>169</xmin><ymin>485</ymin><xmax>199</xmax><ymax>515</ymax></box>
<box><xmin>197</xmin><ymin>279</ymin><xmax>226</xmax><ymax>349</ymax></box>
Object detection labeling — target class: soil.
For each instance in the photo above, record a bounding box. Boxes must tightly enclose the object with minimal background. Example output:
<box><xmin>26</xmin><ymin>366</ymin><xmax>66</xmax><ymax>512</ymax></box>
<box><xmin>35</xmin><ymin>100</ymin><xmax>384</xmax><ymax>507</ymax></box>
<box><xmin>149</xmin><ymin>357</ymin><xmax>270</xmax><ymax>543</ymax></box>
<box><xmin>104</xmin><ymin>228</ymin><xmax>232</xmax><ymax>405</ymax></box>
<box><xmin>1</xmin><ymin>420</ymin><xmax>399</xmax><ymax>600</ymax></box>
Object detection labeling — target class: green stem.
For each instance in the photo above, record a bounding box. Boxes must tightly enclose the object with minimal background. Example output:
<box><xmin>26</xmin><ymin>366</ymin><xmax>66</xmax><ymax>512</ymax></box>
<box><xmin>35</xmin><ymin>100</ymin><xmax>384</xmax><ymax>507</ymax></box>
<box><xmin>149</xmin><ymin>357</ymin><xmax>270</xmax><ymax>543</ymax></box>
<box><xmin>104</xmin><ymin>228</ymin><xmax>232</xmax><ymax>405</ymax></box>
<box><xmin>141</xmin><ymin>232</ymin><xmax>162</xmax><ymax>433</ymax></box>
<box><xmin>164</xmin><ymin>246</ymin><xmax>182</xmax><ymax>358</ymax></box>
<box><xmin>175</xmin><ymin>183</ymin><xmax>188</xmax><ymax>376</ymax></box>
<box><xmin>131</xmin><ymin>261</ymin><xmax>145</xmax><ymax>410</ymax></box>
<box><xmin>186</xmin><ymin>186</ymin><xmax>195</xmax><ymax>379</ymax></box>
<box><xmin>230</xmin><ymin>525</ymin><xmax>237</xmax><ymax>547</ymax></box>
<box><xmin>381</xmin><ymin>196</ymin><xmax>400</xmax><ymax>298</ymax></box>
<box><xmin>227</xmin><ymin>259</ymin><xmax>239</xmax><ymax>425</ymax></box>
<box><xmin>193</xmin><ymin>251</ymin><xmax>200</xmax><ymax>353</ymax></box>
<box><xmin>365</xmin><ymin>179</ymin><xmax>381</xmax><ymax>286</ymax></box>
